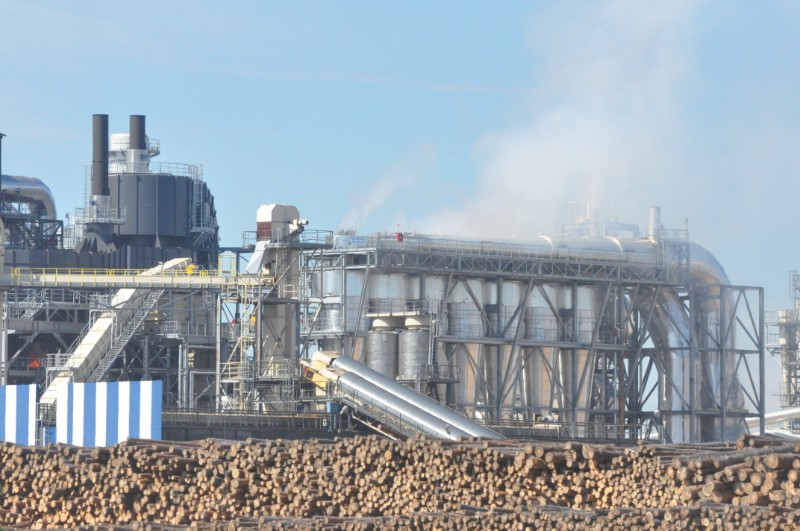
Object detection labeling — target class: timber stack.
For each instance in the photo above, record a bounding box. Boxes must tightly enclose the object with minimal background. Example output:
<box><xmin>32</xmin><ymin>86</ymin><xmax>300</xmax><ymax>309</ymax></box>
<box><xmin>0</xmin><ymin>435</ymin><xmax>798</xmax><ymax>529</ymax></box>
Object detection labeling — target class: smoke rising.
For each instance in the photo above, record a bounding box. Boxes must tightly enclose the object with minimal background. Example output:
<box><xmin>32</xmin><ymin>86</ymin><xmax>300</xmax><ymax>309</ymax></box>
<box><xmin>338</xmin><ymin>144</ymin><xmax>437</xmax><ymax>232</ymax></box>
<box><xmin>419</xmin><ymin>1</ymin><xmax>699</xmax><ymax>238</ymax></box>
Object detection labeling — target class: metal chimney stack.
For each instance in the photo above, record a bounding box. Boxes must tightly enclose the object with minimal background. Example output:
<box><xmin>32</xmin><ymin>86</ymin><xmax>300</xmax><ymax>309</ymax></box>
<box><xmin>91</xmin><ymin>114</ymin><xmax>109</xmax><ymax>196</ymax></box>
<box><xmin>127</xmin><ymin>115</ymin><xmax>149</xmax><ymax>173</ymax></box>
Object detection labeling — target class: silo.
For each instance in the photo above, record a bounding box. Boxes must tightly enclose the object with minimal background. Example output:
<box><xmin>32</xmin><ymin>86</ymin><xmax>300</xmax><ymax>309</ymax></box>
<box><xmin>366</xmin><ymin>330</ymin><xmax>398</xmax><ymax>379</ymax></box>
<box><xmin>398</xmin><ymin>317</ymin><xmax>431</xmax><ymax>380</ymax></box>
<box><xmin>557</xmin><ymin>285</ymin><xmax>597</xmax><ymax>424</ymax></box>
<box><xmin>322</xmin><ymin>270</ymin><xmax>342</xmax><ymax>297</ymax></box>
<box><xmin>500</xmin><ymin>281</ymin><xmax>525</xmax><ymax>340</ymax></box>
<box><xmin>344</xmin><ymin>271</ymin><xmax>368</xmax><ymax>332</ymax></box>
<box><xmin>319</xmin><ymin>304</ymin><xmax>343</xmax><ymax>332</ymax></box>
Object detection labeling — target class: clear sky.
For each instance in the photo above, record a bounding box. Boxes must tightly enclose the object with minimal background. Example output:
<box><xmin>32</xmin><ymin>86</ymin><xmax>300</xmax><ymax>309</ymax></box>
<box><xmin>1</xmin><ymin>1</ymin><xmax>798</xmax><ymax>405</ymax></box>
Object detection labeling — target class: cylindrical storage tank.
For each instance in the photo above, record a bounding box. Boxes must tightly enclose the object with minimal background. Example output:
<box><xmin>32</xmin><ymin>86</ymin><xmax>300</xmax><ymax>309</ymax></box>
<box><xmin>309</xmin><ymin>271</ymin><xmax>322</xmax><ymax>298</ymax></box>
<box><xmin>484</xmin><ymin>303</ymin><xmax>499</xmax><ymax>337</ymax></box>
<box><xmin>398</xmin><ymin>329</ymin><xmax>430</xmax><ymax>380</ymax></box>
<box><xmin>344</xmin><ymin>271</ymin><xmax>368</xmax><ymax>332</ymax></box>
<box><xmin>369</xmin><ymin>273</ymin><xmax>407</xmax><ymax>300</ymax></box>
<box><xmin>366</xmin><ymin>330</ymin><xmax>398</xmax><ymax>379</ymax></box>
<box><xmin>448</xmin><ymin>302</ymin><xmax>482</xmax><ymax>338</ymax></box>
<box><xmin>576</xmin><ymin>286</ymin><xmax>597</xmax><ymax>343</ymax></box>
<box><xmin>501</xmin><ymin>305</ymin><xmax>520</xmax><ymax>340</ymax></box>
<box><xmin>320</xmin><ymin>304</ymin><xmax>343</xmax><ymax>332</ymax></box>
<box><xmin>423</xmin><ymin>275</ymin><xmax>446</xmax><ymax>300</ymax></box>
<box><xmin>525</xmin><ymin>307</ymin><xmax>558</xmax><ymax>341</ymax></box>
<box><xmin>322</xmin><ymin>270</ymin><xmax>342</xmax><ymax>297</ymax></box>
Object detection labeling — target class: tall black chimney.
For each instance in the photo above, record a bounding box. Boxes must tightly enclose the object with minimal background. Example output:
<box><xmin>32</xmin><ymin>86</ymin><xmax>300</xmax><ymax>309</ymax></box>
<box><xmin>130</xmin><ymin>115</ymin><xmax>146</xmax><ymax>150</ymax></box>
<box><xmin>91</xmin><ymin>114</ymin><xmax>109</xmax><ymax>196</ymax></box>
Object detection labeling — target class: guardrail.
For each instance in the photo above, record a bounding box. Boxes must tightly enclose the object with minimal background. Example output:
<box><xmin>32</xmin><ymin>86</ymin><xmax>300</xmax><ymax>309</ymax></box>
<box><xmin>4</xmin><ymin>267</ymin><xmax>231</xmax><ymax>289</ymax></box>
<box><xmin>163</xmin><ymin>408</ymin><xmax>328</xmax><ymax>430</ymax></box>
<box><xmin>331</xmin><ymin>383</ymin><xmax>432</xmax><ymax>439</ymax></box>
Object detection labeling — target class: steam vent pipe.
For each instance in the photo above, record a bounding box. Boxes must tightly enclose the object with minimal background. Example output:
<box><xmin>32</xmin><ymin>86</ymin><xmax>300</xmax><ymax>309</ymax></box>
<box><xmin>91</xmin><ymin>114</ymin><xmax>109</xmax><ymax>196</ymax></box>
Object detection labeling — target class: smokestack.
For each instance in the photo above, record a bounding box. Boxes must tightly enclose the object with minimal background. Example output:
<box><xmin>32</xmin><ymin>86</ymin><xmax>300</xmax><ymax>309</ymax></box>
<box><xmin>129</xmin><ymin>115</ymin><xmax>146</xmax><ymax>150</ymax></box>
<box><xmin>91</xmin><ymin>114</ymin><xmax>109</xmax><ymax>196</ymax></box>
<box><xmin>647</xmin><ymin>206</ymin><xmax>662</xmax><ymax>240</ymax></box>
<box><xmin>128</xmin><ymin>115</ymin><xmax>149</xmax><ymax>173</ymax></box>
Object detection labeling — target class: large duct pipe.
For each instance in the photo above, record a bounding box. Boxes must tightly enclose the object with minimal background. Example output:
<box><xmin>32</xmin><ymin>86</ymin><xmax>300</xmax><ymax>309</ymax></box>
<box><xmin>91</xmin><ymin>114</ymin><xmax>109</xmax><ymax>197</ymax></box>
<box><xmin>637</xmin><ymin>288</ymin><xmax>695</xmax><ymax>443</ymax></box>
<box><xmin>332</xmin><ymin>354</ymin><xmax>503</xmax><ymax>439</ymax></box>
<box><xmin>680</xmin><ymin>243</ymin><xmax>745</xmax><ymax>441</ymax></box>
<box><xmin>0</xmin><ymin>175</ymin><xmax>57</xmax><ymax>219</ymax></box>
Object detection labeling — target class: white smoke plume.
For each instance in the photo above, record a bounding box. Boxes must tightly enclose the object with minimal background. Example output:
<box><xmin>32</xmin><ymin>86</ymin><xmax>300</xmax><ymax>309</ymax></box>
<box><xmin>419</xmin><ymin>1</ymin><xmax>699</xmax><ymax>238</ymax></box>
<box><xmin>338</xmin><ymin>144</ymin><xmax>436</xmax><ymax>232</ymax></box>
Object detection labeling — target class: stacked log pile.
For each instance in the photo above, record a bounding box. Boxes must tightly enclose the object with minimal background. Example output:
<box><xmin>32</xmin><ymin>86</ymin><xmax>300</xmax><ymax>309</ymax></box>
<box><xmin>0</xmin><ymin>435</ymin><xmax>798</xmax><ymax>529</ymax></box>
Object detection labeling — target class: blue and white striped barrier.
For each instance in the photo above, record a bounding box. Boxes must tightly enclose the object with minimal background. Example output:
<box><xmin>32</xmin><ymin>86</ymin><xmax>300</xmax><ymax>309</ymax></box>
<box><xmin>57</xmin><ymin>380</ymin><xmax>162</xmax><ymax>446</ymax></box>
<box><xmin>0</xmin><ymin>384</ymin><xmax>37</xmax><ymax>445</ymax></box>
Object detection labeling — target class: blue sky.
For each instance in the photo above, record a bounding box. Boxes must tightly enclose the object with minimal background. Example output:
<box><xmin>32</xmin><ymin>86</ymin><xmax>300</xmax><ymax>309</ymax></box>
<box><xmin>1</xmin><ymin>2</ymin><xmax>799</xmax><ymax>315</ymax></box>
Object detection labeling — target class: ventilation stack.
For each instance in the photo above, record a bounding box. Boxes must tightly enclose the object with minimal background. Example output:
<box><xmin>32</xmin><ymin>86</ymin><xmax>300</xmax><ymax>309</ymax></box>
<box><xmin>81</xmin><ymin>114</ymin><xmax>116</xmax><ymax>252</ymax></box>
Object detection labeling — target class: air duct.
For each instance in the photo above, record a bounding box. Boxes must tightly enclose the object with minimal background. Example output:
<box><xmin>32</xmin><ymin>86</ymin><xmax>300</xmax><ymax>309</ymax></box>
<box><xmin>0</xmin><ymin>175</ymin><xmax>57</xmax><ymax>219</ymax></box>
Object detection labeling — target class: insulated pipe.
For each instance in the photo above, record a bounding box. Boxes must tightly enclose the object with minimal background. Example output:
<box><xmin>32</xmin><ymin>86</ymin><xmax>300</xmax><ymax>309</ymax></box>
<box><xmin>337</xmin><ymin>371</ymin><xmax>472</xmax><ymax>441</ymax></box>
<box><xmin>332</xmin><ymin>354</ymin><xmax>504</xmax><ymax>439</ymax></box>
<box><xmin>678</xmin><ymin>243</ymin><xmax>745</xmax><ymax>441</ymax></box>
<box><xmin>637</xmin><ymin>288</ymin><xmax>694</xmax><ymax>443</ymax></box>
<box><xmin>91</xmin><ymin>114</ymin><xmax>109</xmax><ymax>196</ymax></box>
<box><xmin>0</xmin><ymin>175</ymin><xmax>57</xmax><ymax>219</ymax></box>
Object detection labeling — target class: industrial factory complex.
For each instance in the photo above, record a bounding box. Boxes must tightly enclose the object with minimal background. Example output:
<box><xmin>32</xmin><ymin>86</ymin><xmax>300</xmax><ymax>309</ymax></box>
<box><xmin>0</xmin><ymin>114</ymin><xmax>781</xmax><ymax>447</ymax></box>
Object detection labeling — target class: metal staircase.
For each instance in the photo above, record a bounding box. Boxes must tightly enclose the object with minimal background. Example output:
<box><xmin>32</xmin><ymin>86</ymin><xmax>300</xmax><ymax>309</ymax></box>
<box><xmin>85</xmin><ymin>289</ymin><xmax>164</xmax><ymax>381</ymax></box>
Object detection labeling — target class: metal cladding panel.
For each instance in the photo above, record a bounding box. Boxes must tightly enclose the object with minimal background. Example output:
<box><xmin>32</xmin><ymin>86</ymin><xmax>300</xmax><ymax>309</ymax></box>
<box><xmin>112</xmin><ymin>174</ymin><xmax>157</xmax><ymax>235</ymax></box>
<box><xmin>0</xmin><ymin>385</ymin><xmax>37</xmax><ymax>445</ymax></box>
<box><xmin>56</xmin><ymin>380</ymin><xmax>162</xmax><ymax>447</ymax></box>
<box><xmin>157</xmin><ymin>176</ymin><xmax>178</xmax><ymax>236</ymax></box>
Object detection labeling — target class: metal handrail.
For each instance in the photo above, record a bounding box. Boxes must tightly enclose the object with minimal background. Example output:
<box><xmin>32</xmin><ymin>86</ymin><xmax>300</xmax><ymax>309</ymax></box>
<box><xmin>7</xmin><ymin>266</ymin><xmax>214</xmax><ymax>278</ymax></box>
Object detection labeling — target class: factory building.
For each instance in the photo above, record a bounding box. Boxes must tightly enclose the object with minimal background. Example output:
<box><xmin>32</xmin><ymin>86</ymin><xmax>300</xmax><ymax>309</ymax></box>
<box><xmin>0</xmin><ymin>115</ymin><xmax>766</xmax><ymax>444</ymax></box>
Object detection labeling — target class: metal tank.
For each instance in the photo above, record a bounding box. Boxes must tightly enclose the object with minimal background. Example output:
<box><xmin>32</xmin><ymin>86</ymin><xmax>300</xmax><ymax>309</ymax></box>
<box><xmin>365</xmin><ymin>330</ymin><xmax>398</xmax><ymax>379</ymax></box>
<box><xmin>398</xmin><ymin>328</ymin><xmax>430</xmax><ymax>380</ymax></box>
<box><xmin>344</xmin><ymin>271</ymin><xmax>367</xmax><ymax>332</ymax></box>
<box><xmin>447</xmin><ymin>302</ymin><xmax>483</xmax><ymax>338</ymax></box>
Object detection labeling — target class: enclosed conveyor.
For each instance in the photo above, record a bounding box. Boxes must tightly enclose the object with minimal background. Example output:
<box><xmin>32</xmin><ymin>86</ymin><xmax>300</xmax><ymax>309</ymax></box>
<box><xmin>330</xmin><ymin>354</ymin><xmax>502</xmax><ymax>439</ymax></box>
<box><xmin>302</xmin><ymin>351</ymin><xmax>503</xmax><ymax>441</ymax></box>
<box><xmin>40</xmin><ymin>258</ymin><xmax>190</xmax><ymax>407</ymax></box>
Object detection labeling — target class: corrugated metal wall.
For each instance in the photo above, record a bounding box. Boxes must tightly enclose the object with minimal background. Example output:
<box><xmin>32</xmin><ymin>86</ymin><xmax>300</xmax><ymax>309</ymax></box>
<box><xmin>0</xmin><ymin>384</ymin><xmax>37</xmax><ymax>445</ymax></box>
<box><xmin>56</xmin><ymin>381</ymin><xmax>162</xmax><ymax>446</ymax></box>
